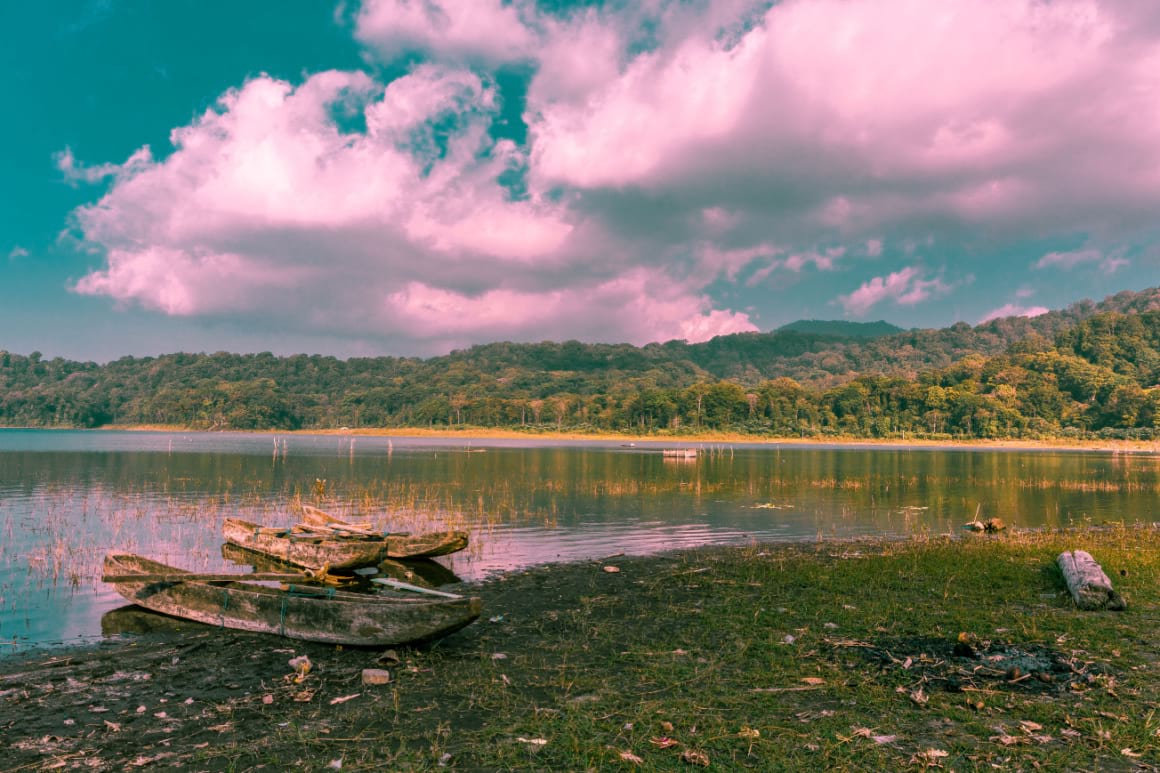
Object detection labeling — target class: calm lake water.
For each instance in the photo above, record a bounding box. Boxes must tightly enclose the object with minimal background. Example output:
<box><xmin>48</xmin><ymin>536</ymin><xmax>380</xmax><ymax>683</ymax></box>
<box><xmin>2</xmin><ymin>429</ymin><xmax>1158</xmax><ymax>652</ymax></box>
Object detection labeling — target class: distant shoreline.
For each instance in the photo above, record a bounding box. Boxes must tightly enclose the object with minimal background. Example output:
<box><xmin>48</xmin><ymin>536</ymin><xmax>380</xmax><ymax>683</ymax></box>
<box><xmin>99</xmin><ymin>424</ymin><xmax>1160</xmax><ymax>453</ymax></box>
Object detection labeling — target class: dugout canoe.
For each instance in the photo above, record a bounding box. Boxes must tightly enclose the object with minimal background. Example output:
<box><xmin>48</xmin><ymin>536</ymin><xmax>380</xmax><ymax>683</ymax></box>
<box><xmin>223</xmin><ymin>517</ymin><xmax>387</xmax><ymax>571</ymax></box>
<box><xmin>300</xmin><ymin>506</ymin><xmax>469</xmax><ymax>559</ymax></box>
<box><xmin>102</xmin><ymin>552</ymin><xmax>482</xmax><ymax>647</ymax></box>
<box><xmin>220</xmin><ymin>543</ymin><xmax>463</xmax><ymax>590</ymax></box>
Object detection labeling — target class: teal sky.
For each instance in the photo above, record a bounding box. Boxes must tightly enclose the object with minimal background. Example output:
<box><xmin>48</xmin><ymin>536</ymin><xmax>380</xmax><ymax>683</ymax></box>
<box><xmin>2</xmin><ymin>1</ymin><xmax>368</xmax><ymax>358</ymax></box>
<box><xmin>3</xmin><ymin>1</ymin><xmax>1158</xmax><ymax>362</ymax></box>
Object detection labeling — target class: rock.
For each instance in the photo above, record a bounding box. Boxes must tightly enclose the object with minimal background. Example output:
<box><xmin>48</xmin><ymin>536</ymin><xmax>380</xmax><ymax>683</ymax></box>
<box><xmin>361</xmin><ymin>668</ymin><xmax>392</xmax><ymax>685</ymax></box>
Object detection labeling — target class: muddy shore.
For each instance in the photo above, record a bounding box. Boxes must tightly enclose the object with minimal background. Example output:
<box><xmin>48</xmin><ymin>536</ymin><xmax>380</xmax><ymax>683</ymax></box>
<box><xmin>3</xmin><ymin>533</ymin><xmax>1158</xmax><ymax>771</ymax></box>
<box><xmin>0</xmin><ymin>552</ymin><xmax>630</xmax><ymax>772</ymax></box>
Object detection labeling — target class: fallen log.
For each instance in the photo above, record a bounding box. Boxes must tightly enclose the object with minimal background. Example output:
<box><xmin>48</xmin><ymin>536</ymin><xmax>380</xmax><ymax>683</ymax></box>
<box><xmin>1057</xmin><ymin>550</ymin><xmax>1126</xmax><ymax>611</ymax></box>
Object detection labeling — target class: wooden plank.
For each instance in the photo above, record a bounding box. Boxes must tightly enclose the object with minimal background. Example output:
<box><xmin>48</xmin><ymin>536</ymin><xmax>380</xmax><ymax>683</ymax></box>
<box><xmin>371</xmin><ymin>577</ymin><xmax>463</xmax><ymax>599</ymax></box>
<box><xmin>324</xmin><ymin>523</ymin><xmax>382</xmax><ymax>536</ymax></box>
<box><xmin>1057</xmin><ymin>550</ymin><xmax>1126</xmax><ymax>611</ymax></box>
<box><xmin>292</xmin><ymin>523</ymin><xmax>339</xmax><ymax>535</ymax></box>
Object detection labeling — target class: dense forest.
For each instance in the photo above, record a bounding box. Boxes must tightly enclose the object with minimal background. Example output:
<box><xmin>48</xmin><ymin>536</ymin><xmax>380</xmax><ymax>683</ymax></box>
<box><xmin>2</xmin><ymin>288</ymin><xmax>1159</xmax><ymax>439</ymax></box>
<box><xmin>775</xmin><ymin>319</ymin><xmax>904</xmax><ymax>338</ymax></box>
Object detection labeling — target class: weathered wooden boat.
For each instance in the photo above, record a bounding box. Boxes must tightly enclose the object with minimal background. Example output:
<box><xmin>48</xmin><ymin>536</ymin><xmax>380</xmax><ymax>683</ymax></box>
<box><xmin>221</xmin><ymin>542</ymin><xmax>463</xmax><ymax>590</ymax></box>
<box><xmin>300</xmin><ymin>505</ymin><xmax>469</xmax><ymax>559</ymax></box>
<box><xmin>223</xmin><ymin>517</ymin><xmax>387</xmax><ymax>570</ymax></box>
<box><xmin>102</xmin><ymin>552</ymin><xmax>482</xmax><ymax>647</ymax></box>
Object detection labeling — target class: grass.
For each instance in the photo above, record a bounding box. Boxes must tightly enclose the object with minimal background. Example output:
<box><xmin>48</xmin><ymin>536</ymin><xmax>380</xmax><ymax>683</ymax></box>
<box><xmin>4</xmin><ymin>525</ymin><xmax>1159</xmax><ymax>770</ymax></box>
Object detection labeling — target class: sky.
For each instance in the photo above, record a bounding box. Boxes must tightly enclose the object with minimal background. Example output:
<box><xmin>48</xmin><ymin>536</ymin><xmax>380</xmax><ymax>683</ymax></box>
<box><xmin>3</xmin><ymin>0</ymin><xmax>1160</xmax><ymax>363</ymax></box>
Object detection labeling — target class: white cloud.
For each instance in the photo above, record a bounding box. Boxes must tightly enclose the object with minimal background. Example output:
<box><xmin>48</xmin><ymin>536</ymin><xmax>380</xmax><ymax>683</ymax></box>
<box><xmin>60</xmin><ymin>0</ymin><xmax>1160</xmax><ymax>354</ymax></box>
<box><xmin>526</xmin><ymin>0</ymin><xmax>1160</xmax><ymax>246</ymax></box>
<box><xmin>1035</xmin><ymin>249</ymin><xmax>1103</xmax><ymax>269</ymax></box>
<box><xmin>7</xmin><ymin>246</ymin><xmax>29</xmax><ymax>261</ymax></box>
<box><xmin>385</xmin><ymin>268</ymin><xmax>756</xmax><ymax>348</ymax></box>
<box><xmin>355</xmin><ymin>0</ymin><xmax>536</xmax><ymax>64</ymax></box>
<box><xmin>839</xmin><ymin>266</ymin><xmax>951</xmax><ymax>316</ymax></box>
<box><xmin>785</xmin><ymin>249</ymin><xmax>843</xmax><ymax>273</ymax></box>
<box><xmin>56</xmin><ymin>146</ymin><xmax>153</xmax><ymax>186</ymax></box>
<box><xmin>65</xmin><ymin>65</ymin><xmax>753</xmax><ymax>349</ymax></box>
<box><xmin>978</xmin><ymin>303</ymin><xmax>1050</xmax><ymax>323</ymax></box>
<box><xmin>1035</xmin><ymin>247</ymin><xmax>1130</xmax><ymax>273</ymax></box>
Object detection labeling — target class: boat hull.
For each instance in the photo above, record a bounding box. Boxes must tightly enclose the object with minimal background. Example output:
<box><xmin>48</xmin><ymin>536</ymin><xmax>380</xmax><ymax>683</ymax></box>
<box><xmin>103</xmin><ymin>553</ymin><xmax>481</xmax><ymax>647</ymax></box>
<box><xmin>223</xmin><ymin>518</ymin><xmax>386</xmax><ymax>570</ymax></box>
<box><xmin>299</xmin><ymin>507</ymin><xmax>470</xmax><ymax>559</ymax></box>
<box><xmin>384</xmin><ymin>530</ymin><xmax>469</xmax><ymax>559</ymax></box>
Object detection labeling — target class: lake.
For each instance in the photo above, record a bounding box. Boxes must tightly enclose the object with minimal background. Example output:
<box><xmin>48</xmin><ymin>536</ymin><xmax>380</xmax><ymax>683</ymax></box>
<box><xmin>2</xmin><ymin>429</ymin><xmax>1157</xmax><ymax>651</ymax></box>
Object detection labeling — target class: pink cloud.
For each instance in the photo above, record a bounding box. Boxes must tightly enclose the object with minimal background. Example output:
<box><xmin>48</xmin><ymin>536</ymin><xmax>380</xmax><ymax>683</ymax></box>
<box><xmin>385</xmin><ymin>269</ymin><xmax>756</xmax><ymax>347</ymax></box>
<box><xmin>978</xmin><ymin>303</ymin><xmax>1051</xmax><ymax>323</ymax></box>
<box><xmin>839</xmin><ymin>266</ymin><xmax>951</xmax><ymax>316</ymax></box>
<box><xmin>59</xmin><ymin>0</ymin><xmax>1160</xmax><ymax>354</ymax></box>
<box><xmin>1035</xmin><ymin>248</ymin><xmax>1129</xmax><ymax>273</ymax></box>
<box><xmin>355</xmin><ymin>0</ymin><xmax>535</xmax><ymax>64</ymax></box>
<box><xmin>697</xmin><ymin>243</ymin><xmax>782</xmax><ymax>281</ymax></box>
<box><xmin>785</xmin><ymin>249</ymin><xmax>841</xmax><ymax>273</ymax></box>
<box><xmin>56</xmin><ymin>146</ymin><xmax>152</xmax><ymax>186</ymax></box>
<box><xmin>524</xmin><ymin>0</ymin><xmax>1160</xmax><ymax>243</ymax></box>
<box><xmin>68</xmin><ymin>69</ymin><xmax>571</xmax><ymax>314</ymax></box>
<box><xmin>1035</xmin><ymin>249</ymin><xmax>1103</xmax><ymax>269</ymax></box>
<box><xmin>64</xmin><ymin>64</ymin><xmax>753</xmax><ymax>349</ymax></box>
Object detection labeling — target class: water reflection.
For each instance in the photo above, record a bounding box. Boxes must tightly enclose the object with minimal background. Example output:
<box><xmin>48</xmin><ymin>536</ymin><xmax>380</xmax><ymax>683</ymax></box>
<box><xmin>1</xmin><ymin>431</ymin><xmax>1158</xmax><ymax>649</ymax></box>
<box><xmin>101</xmin><ymin>605</ymin><xmax>198</xmax><ymax>637</ymax></box>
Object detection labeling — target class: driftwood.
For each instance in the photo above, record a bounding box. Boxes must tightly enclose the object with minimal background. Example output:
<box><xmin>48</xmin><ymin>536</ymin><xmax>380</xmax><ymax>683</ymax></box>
<box><xmin>1057</xmin><ymin>550</ymin><xmax>1126</xmax><ymax>611</ymax></box>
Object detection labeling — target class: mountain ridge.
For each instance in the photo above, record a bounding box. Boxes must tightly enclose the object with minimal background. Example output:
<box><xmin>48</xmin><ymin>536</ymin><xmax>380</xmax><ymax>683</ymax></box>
<box><xmin>775</xmin><ymin>319</ymin><xmax>904</xmax><ymax>338</ymax></box>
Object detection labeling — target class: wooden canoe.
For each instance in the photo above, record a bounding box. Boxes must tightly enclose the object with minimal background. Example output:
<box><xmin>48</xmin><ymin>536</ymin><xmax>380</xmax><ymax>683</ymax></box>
<box><xmin>221</xmin><ymin>542</ymin><xmax>463</xmax><ymax>590</ymax></box>
<box><xmin>102</xmin><ymin>552</ymin><xmax>482</xmax><ymax>647</ymax></box>
<box><xmin>300</xmin><ymin>506</ymin><xmax>470</xmax><ymax>559</ymax></box>
<box><xmin>223</xmin><ymin>517</ymin><xmax>386</xmax><ymax>570</ymax></box>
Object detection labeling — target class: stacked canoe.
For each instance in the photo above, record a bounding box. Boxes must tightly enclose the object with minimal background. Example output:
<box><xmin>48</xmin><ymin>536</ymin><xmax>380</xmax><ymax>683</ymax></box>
<box><xmin>222</xmin><ymin>506</ymin><xmax>468</xmax><ymax>571</ymax></box>
<box><xmin>101</xmin><ymin>506</ymin><xmax>477</xmax><ymax>646</ymax></box>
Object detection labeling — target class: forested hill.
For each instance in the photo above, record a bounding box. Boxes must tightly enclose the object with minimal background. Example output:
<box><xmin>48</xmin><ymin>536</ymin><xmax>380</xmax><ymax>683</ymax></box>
<box><xmin>1</xmin><ymin>287</ymin><xmax>1159</xmax><ymax>439</ymax></box>
<box><xmin>776</xmin><ymin>319</ymin><xmax>904</xmax><ymax>338</ymax></box>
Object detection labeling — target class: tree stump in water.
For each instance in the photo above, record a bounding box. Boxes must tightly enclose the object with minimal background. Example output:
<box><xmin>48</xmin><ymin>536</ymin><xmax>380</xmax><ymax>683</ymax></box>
<box><xmin>1057</xmin><ymin>550</ymin><xmax>1126</xmax><ymax>611</ymax></box>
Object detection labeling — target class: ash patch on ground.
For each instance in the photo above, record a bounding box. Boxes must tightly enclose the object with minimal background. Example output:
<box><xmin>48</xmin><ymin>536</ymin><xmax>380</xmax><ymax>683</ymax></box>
<box><xmin>837</xmin><ymin>635</ymin><xmax>1115</xmax><ymax>696</ymax></box>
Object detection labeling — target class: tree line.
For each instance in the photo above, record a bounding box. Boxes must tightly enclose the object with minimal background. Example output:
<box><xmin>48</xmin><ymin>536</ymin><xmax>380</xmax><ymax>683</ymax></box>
<box><xmin>1</xmin><ymin>302</ymin><xmax>1158</xmax><ymax>440</ymax></box>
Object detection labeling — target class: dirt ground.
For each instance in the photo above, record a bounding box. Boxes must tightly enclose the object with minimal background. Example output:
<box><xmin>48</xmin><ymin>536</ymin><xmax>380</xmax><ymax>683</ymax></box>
<box><xmin>0</xmin><ymin>553</ymin><xmax>629</xmax><ymax>772</ymax></box>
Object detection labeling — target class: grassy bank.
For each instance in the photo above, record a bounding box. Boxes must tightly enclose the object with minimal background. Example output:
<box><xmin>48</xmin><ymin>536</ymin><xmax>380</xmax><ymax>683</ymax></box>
<box><xmin>107</xmin><ymin>423</ymin><xmax>1160</xmax><ymax>454</ymax></box>
<box><xmin>3</xmin><ymin>527</ymin><xmax>1159</xmax><ymax>770</ymax></box>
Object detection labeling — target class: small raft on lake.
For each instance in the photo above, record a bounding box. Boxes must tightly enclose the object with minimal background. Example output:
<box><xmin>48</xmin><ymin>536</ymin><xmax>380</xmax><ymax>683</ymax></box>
<box><xmin>102</xmin><ymin>552</ymin><xmax>482</xmax><ymax>647</ymax></box>
<box><xmin>300</xmin><ymin>506</ymin><xmax>469</xmax><ymax>559</ymax></box>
